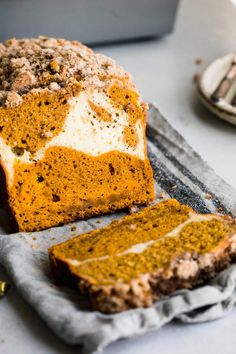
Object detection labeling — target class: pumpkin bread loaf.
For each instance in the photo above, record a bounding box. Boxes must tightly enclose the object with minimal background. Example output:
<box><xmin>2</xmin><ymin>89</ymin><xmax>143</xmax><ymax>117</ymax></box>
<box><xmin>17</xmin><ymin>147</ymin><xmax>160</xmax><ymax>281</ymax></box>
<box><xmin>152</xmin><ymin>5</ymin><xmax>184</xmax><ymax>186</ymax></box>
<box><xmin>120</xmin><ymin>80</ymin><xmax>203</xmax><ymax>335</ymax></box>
<box><xmin>0</xmin><ymin>37</ymin><xmax>154</xmax><ymax>231</ymax></box>
<box><xmin>49</xmin><ymin>199</ymin><xmax>236</xmax><ymax>314</ymax></box>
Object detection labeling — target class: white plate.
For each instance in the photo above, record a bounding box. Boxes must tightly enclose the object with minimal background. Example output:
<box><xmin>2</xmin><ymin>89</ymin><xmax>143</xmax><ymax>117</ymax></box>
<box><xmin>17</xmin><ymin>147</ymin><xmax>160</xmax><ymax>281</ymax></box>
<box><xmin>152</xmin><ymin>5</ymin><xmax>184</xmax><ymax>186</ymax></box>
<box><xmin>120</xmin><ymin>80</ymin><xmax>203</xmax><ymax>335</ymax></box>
<box><xmin>198</xmin><ymin>53</ymin><xmax>236</xmax><ymax>125</ymax></box>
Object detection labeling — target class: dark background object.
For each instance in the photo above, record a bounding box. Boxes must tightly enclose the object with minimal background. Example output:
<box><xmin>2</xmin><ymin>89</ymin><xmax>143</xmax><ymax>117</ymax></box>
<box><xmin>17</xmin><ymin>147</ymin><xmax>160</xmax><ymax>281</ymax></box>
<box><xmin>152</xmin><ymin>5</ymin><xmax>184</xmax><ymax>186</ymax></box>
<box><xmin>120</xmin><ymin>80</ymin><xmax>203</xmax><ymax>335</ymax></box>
<box><xmin>0</xmin><ymin>0</ymin><xmax>179</xmax><ymax>44</ymax></box>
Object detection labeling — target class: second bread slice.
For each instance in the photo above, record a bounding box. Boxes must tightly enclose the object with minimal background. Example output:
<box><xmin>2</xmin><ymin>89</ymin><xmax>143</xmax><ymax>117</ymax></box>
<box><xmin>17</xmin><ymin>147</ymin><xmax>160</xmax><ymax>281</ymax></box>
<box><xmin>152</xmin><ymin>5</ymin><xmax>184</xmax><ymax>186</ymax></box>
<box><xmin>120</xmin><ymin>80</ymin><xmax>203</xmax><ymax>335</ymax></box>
<box><xmin>49</xmin><ymin>199</ymin><xmax>236</xmax><ymax>313</ymax></box>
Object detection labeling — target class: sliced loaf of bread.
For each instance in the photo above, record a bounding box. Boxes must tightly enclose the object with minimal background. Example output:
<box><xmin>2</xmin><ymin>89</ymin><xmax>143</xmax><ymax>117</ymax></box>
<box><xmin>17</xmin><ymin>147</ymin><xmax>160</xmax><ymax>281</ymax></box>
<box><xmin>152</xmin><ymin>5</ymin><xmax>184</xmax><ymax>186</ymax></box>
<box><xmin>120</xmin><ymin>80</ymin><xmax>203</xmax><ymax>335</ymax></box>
<box><xmin>0</xmin><ymin>37</ymin><xmax>154</xmax><ymax>231</ymax></box>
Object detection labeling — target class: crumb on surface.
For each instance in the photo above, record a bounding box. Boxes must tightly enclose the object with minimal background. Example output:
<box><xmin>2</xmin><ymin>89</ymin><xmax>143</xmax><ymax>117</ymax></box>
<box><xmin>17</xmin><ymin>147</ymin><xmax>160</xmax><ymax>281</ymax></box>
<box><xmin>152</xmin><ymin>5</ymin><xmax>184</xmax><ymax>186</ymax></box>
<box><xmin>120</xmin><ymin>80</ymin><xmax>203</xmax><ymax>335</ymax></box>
<box><xmin>158</xmin><ymin>191</ymin><xmax>166</xmax><ymax>199</ymax></box>
<box><xmin>195</xmin><ymin>58</ymin><xmax>203</xmax><ymax>65</ymax></box>
<box><xmin>192</xmin><ymin>73</ymin><xmax>200</xmax><ymax>84</ymax></box>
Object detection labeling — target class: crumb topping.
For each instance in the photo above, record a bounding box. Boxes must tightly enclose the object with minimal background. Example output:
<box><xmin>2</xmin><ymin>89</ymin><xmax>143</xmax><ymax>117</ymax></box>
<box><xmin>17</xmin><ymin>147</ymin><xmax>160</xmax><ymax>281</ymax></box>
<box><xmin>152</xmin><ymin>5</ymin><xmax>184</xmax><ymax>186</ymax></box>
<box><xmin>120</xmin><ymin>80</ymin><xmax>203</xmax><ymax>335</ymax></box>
<box><xmin>0</xmin><ymin>36</ymin><xmax>132</xmax><ymax>107</ymax></box>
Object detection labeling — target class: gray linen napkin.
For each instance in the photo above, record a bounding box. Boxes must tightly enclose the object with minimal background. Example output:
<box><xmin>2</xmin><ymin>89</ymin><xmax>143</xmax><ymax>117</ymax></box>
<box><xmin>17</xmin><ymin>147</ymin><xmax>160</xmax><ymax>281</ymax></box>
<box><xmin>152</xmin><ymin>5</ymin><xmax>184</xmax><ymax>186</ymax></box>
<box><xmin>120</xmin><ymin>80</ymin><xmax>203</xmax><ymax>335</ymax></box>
<box><xmin>0</xmin><ymin>104</ymin><xmax>236</xmax><ymax>353</ymax></box>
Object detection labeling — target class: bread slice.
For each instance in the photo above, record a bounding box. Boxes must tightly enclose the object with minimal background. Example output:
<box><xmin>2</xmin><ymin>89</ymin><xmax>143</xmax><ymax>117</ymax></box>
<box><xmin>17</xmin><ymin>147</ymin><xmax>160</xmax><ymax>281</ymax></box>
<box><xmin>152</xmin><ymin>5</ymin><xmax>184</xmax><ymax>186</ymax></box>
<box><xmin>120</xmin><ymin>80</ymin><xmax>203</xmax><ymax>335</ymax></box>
<box><xmin>49</xmin><ymin>199</ymin><xmax>236</xmax><ymax>314</ymax></box>
<box><xmin>0</xmin><ymin>37</ymin><xmax>154</xmax><ymax>231</ymax></box>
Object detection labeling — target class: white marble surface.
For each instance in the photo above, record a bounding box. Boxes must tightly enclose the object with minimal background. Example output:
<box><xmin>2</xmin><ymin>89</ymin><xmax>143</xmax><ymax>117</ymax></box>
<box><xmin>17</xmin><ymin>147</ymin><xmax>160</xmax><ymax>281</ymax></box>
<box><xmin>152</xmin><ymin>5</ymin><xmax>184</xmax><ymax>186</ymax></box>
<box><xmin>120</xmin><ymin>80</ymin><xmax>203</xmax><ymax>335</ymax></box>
<box><xmin>1</xmin><ymin>0</ymin><xmax>236</xmax><ymax>353</ymax></box>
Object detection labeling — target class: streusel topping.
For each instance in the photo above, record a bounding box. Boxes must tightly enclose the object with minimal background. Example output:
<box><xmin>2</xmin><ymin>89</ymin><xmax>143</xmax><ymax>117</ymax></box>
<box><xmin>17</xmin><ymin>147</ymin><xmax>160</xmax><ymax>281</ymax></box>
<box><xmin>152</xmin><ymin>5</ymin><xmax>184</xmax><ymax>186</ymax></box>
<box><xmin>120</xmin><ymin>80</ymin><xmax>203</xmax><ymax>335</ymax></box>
<box><xmin>0</xmin><ymin>36</ymin><xmax>132</xmax><ymax>107</ymax></box>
